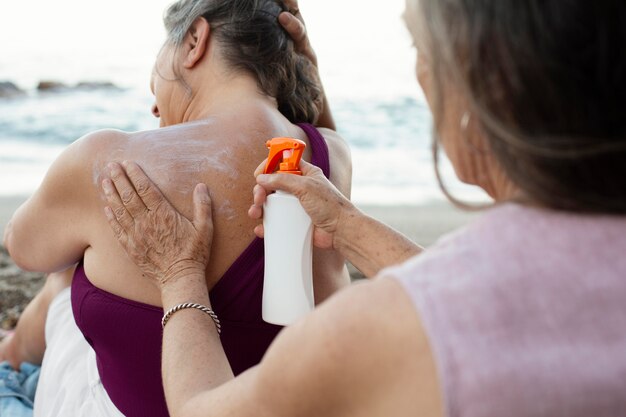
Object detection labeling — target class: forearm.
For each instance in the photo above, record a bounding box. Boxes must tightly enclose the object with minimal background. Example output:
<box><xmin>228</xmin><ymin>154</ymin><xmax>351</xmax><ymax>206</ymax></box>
<box><xmin>5</xmin><ymin>295</ymin><xmax>47</xmax><ymax>368</ymax></box>
<box><xmin>335</xmin><ymin>208</ymin><xmax>422</xmax><ymax>278</ymax></box>
<box><xmin>1</xmin><ymin>269</ymin><xmax>72</xmax><ymax>368</ymax></box>
<box><xmin>160</xmin><ymin>271</ymin><xmax>234</xmax><ymax>416</ymax></box>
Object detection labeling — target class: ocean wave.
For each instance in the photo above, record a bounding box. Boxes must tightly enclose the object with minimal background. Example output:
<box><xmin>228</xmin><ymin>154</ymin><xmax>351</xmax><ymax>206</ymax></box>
<box><xmin>0</xmin><ymin>89</ymin><xmax>489</xmax><ymax>204</ymax></box>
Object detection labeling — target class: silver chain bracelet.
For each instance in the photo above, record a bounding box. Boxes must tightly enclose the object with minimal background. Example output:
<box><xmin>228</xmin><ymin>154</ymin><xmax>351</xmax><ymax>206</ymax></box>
<box><xmin>161</xmin><ymin>302</ymin><xmax>221</xmax><ymax>335</ymax></box>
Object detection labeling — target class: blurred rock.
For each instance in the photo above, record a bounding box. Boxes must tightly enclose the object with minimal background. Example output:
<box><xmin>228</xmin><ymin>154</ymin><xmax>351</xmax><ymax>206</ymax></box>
<box><xmin>36</xmin><ymin>80</ymin><xmax>122</xmax><ymax>93</ymax></box>
<box><xmin>0</xmin><ymin>81</ymin><xmax>25</xmax><ymax>98</ymax></box>
<box><xmin>37</xmin><ymin>80</ymin><xmax>68</xmax><ymax>91</ymax></box>
<box><xmin>76</xmin><ymin>81</ymin><xmax>121</xmax><ymax>90</ymax></box>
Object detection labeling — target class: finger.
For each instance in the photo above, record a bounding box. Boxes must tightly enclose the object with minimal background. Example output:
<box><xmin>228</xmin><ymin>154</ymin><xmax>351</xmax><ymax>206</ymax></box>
<box><xmin>256</xmin><ymin>160</ymin><xmax>323</xmax><ymax>191</ymax></box>
<box><xmin>253</xmin><ymin>159</ymin><xmax>268</xmax><ymax>177</ymax></box>
<box><xmin>279</xmin><ymin>12</ymin><xmax>306</xmax><ymax>43</ymax></box>
<box><xmin>256</xmin><ymin>171</ymin><xmax>308</xmax><ymax>195</ymax></box>
<box><xmin>297</xmin><ymin>159</ymin><xmax>323</xmax><ymax>176</ymax></box>
<box><xmin>104</xmin><ymin>206</ymin><xmax>127</xmax><ymax>244</ymax></box>
<box><xmin>123</xmin><ymin>161</ymin><xmax>168</xmax><ymax>212</ymax></box>
<box><xmin>248</xmin><ymin>203</ymin><xmax>263</xmax><ymax>220</ymax></box>
<box><xmin>252</xmin><ymin>184</ymin><xmax>268</xmax><ymax>208</ymax></box>
<box><xmin>102</xmin><ymin>178</ymin><xmax>135</xmax><ymax>231</ymax></box>
<box><xmin>108</xmin><ymin>162</ymin><xmax>147</xmax><ymax>218</ymax></box>
<box><xmin>254</xmin><ymin>224</ymin><xmax>265</xmax><ymax>239</ymax></box>
<box><xmin>192</xmin><ymin>183</ymin><xmax>213</xmax><ymax>237</ymax></box>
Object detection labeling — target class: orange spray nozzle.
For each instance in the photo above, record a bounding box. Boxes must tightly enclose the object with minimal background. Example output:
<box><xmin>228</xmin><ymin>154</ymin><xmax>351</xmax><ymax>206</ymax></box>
<box><xmin>263</xmin><ymin>137</ymin><xmax>306</xmax><ymax>175</ymax></box>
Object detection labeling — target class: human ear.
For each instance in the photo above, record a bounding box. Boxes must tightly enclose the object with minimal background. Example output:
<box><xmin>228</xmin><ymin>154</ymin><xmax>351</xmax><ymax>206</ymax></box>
<box><xmin>183</xmin><ymin>17</ymin><xmax>210</xmax><ymax>69</ymax></box>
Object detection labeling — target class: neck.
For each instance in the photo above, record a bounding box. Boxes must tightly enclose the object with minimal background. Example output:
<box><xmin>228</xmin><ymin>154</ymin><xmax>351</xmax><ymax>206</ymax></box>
<box><xmin>179</xmin><ymin>72</ymin><xmax>277</xmax><ymax>124</ymax></box>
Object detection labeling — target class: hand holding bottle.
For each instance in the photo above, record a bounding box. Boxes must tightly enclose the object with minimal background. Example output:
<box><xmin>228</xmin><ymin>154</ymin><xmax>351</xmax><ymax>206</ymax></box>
<box><xmin>250</xmin><ymin>159</ymin><xmax>422</xmax><ymax>278</ymax></box>
<box><xmin>250</xmin><ymin>159</ymin><xmax>358</xmax><ymax>251</ymax></box>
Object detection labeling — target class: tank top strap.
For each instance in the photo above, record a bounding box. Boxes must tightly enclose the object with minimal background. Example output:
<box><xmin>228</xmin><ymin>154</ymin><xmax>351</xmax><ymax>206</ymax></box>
<box><xmin>210</xmin><ymin>123</ymin><xmax>331</xmax><ymax>312</ymax></box>
<box><xmin>297</xmin><ymin>123</ymin><xmax>331</xmax><ymax>179</ymax></box>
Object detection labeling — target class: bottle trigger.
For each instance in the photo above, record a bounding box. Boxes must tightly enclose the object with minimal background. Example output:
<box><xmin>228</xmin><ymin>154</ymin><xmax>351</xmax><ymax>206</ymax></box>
<box><xmin>263</xmin><ymin>137</ymin><xmax>306</xmax><ymax>175</ymax></box>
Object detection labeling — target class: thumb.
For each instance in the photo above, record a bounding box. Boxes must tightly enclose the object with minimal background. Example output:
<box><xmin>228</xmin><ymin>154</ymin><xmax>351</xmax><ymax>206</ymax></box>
<box><xmin>192</xmin><ymin>183</ymin><xmax>213</xmax><ymax>235</ymax></box>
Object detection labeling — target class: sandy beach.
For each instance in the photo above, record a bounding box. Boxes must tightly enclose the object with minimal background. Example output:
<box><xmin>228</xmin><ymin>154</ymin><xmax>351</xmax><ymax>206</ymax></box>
<box><xmin>0</xmin><ymin>195</ymin><xmax>477</xmax><ymax>329</ymax></box>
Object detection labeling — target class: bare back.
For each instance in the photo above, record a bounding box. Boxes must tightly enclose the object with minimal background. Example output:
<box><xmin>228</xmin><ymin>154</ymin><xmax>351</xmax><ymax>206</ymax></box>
<box><xmin>6</xmin><ymin>104</ymin><xmax>351</xmax><ymax>307</ymax></box>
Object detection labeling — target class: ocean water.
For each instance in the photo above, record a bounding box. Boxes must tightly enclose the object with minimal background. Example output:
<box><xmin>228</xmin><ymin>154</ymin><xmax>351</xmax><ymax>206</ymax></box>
<box><xmin>0</xmin><ymin>0</ymin><xmax>488</xmax><ymax>205</ymax></box>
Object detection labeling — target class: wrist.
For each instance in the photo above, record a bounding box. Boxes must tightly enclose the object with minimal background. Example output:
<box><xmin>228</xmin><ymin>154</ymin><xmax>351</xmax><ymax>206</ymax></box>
<box><xmin>162</xmin><ymin>260</ymin><xmax>206</xmax><ymax>286</ymax></box>
<box><xmin>333</xmin><ymin>203</ymin><xmax>363</xmax><ymax>254</ymax></box>
<box><xmin>160</xmin><ymin>268</ymin><xmax>210</xmax><ymax>309</ymax></box>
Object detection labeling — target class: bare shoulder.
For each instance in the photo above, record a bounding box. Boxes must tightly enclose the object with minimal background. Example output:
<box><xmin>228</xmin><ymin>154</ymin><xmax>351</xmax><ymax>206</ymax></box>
<box><xmin>4</xmin><ymin>129</ymin><xmax>131</xmax><ymax>271</ymax></box>
<box><xmin>317</xmin><ymin>127</ymin><xmax>352</xmax><ymax>196</ymax></box>
<box><xmin>75</xmin><ymin>128</ymin><xmax>129</xmax><ymax>151</ymax></box>
<box><xmin>251</xmin><ymin>277</ymin><xmax>444</xmax><ymax>417</ymax></box>
<box><xmin>42</xmin><ymin>128</ymin><xmax>128</xmax><ymax>173</ymax></box>
<box><xmin>55</xmin><ymin>128</ymin><xmax>130</xmax><ymax>187</ymax></box>
<box><xmin>74</xmin><ymin>128</ymin><xmax>130</xmax><ymax>168</ymax></box>
<box><xmin>318</xmin><ymin>127</ymin><xmax>351</xmax><ymax>166</ymax></box>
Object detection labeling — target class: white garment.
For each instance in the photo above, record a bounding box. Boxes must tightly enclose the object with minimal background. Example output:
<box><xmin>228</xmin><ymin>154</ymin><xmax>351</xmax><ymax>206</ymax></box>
<box><xmin>33</xmin><ymin>288</ymin><xmax>124</xmax><ymax>417</ymax></box>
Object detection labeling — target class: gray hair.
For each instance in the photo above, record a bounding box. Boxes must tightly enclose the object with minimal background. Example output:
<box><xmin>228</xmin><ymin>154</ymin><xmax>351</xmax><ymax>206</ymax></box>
<box><xmin>162</xmin><ymin>0</ymin><xmax>321</xmax><ymax>124</ymax></box>
<box><xmin>164</xmin><ymin>0</ymin><xmax>212</xmax><ymax>45</ymax></box>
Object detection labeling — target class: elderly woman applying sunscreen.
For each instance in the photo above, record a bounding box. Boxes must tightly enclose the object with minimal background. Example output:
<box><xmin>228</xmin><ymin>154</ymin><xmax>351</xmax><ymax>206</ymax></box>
<box><xmin>102</xmin><ymin>0</ymin><xmax>626</xmax><ymax>416</ymax></box>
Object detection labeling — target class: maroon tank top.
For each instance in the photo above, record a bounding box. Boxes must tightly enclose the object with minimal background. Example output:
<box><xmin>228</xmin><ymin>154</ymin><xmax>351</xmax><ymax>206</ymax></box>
<box><xmin>71</xmin><ymin>123</ymin><xmax>331</xmax><ymax>417</ymax></box>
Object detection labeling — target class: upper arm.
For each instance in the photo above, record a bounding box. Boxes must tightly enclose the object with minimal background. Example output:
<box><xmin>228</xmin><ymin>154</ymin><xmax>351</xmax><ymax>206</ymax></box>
<box><xmin>252</xmin><ymin>282</ymin><xmax>386</xmax><ymax>416</ymax></box>
<box><xmin>252</xmin><ymin>278</ymin><xmax>443</xmax><ymax>416</ymax></box>
<box><xmin>312</xmin><ymin>129</ymin><xmax>353</xmax><ymax>300</ymax></box>
<box><xmin>322</xmin><ymin>128</ymin><xmax>352</xmax><ymax>199</ymax></box>
<box><xmin>183</xmin><ymin>277</ymin><xmax>443</xmax><ymax>417</ymax></box>
<box><xmin>5</xmin><ymin>129</ymin><xmax>126</xmax><ymax>272</ymax></box>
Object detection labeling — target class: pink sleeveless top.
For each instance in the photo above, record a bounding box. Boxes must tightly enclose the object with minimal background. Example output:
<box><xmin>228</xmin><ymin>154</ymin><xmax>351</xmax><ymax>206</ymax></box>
<box><xmin>386</xmin><ymin>203</ymin><xmax>626</xmax><ymax>417</ymax></box>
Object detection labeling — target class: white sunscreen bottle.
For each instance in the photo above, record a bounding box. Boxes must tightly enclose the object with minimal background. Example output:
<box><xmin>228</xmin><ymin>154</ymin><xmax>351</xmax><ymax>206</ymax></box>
<box><xmin>262</xmin><ymin>138</ymin><xmax>314</xmax><ymax>325</ymax></box>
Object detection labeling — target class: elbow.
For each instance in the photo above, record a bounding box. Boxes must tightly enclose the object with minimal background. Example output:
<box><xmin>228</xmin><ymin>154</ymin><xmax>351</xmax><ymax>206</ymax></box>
<box><xmin>3</xmin><ymin>223</ymin><xmax>35</xmax><ymax>272</ymax></box>
<box><xmin>5</xmin><ymin>245</ymin><xmax>32</xmax><ymax>272</ymax></box>
<box><xmin>168</xmin><ymin>393</ymin><xmax>216</xmax><ymax>417</ymax></box>
<box><xmin>169</xmin><ymin>403</ymin><xmax>199</xmax><ymax>417</ymax></box>
<box><xmin>166</xmin><ymin>397</ymin><xmax>193</xmax><ymax>417</ymax></box>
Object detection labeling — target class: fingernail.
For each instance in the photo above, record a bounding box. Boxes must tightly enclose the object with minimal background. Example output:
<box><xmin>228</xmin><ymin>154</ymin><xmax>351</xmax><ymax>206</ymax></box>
<box><xmin>104</xmin><ymin>206</ymin><xmax>114</xmax><ymax>219</ymax></box>
<box><xmin>195</xmin><ymin>183</ymin><xmax>206</xmax><ymax>195</ymax></box>
<box><xmin>102</xmin><ymin>179</ymin><xmax>112</xmax><ymax>194</ymax></box>
<box><xmin>108</xmin><ymin>163</ymin><xmax>121</xmax><ymax>177</ymax></box>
